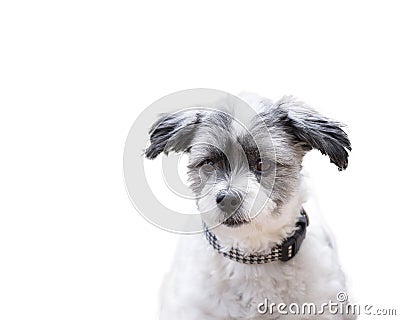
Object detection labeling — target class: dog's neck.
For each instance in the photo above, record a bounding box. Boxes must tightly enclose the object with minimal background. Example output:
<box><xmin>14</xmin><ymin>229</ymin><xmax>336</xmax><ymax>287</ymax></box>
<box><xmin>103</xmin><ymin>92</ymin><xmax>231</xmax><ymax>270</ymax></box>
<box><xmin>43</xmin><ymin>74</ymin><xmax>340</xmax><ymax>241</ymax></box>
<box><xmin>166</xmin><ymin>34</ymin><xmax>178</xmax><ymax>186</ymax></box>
<box><xmin>207</xmin><ymin>186</ymin><xmax>307</xmax><ymax>254</ymax></box>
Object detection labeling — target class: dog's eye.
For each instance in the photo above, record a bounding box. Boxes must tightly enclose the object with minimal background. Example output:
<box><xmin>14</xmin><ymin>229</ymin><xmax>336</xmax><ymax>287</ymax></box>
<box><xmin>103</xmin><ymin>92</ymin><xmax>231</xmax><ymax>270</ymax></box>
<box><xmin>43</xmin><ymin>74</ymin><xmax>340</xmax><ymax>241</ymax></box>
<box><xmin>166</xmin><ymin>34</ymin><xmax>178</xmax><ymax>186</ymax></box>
<box><xmin>199</xmin><ymin>159</ymin><xmax>214</xmax><ymax>166</ymax></box>
<box><xmin>256</xmin><ymin>159</ymin><xmax>271</xmax><ymax>172</ymax></box>
<box><xmin>197</xmin><ymin>159</ymin><xmax>216</xmax><ymax>172</ymax></box>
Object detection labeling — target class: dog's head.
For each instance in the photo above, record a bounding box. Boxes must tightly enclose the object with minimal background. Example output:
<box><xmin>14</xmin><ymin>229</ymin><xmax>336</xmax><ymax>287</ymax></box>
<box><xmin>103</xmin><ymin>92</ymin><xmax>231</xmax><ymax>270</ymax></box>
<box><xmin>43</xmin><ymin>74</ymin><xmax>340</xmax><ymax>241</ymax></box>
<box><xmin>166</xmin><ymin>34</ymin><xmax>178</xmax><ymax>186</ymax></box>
<box><xmin>145</xmin><ymin>95</ymin><xmax>351</xmax><ymax>229</ymax></box>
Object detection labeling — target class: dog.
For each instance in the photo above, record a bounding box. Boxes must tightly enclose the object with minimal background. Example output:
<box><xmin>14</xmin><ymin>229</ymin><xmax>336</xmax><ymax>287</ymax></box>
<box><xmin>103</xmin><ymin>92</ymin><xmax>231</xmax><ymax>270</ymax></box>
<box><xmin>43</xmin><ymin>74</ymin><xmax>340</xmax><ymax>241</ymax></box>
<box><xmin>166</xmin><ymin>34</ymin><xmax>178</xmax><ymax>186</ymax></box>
<box><xmin>145</xmin><ymin>93</ymin><xmax>355</xmax><ymax>319</ymax></box>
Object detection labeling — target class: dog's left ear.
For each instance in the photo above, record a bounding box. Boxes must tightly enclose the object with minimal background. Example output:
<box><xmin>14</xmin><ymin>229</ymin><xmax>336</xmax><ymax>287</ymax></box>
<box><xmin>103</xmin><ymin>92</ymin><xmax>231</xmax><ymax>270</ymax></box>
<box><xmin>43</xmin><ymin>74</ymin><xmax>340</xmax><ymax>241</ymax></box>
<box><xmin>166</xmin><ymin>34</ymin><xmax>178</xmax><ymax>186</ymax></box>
<box><xmin>276</xmin><ymin>96</ymin><xmax>352</xmax><ymax>171</ymax></box>
<box><xmin>145</xmin><ymin>109</ymin><xmax>203</xmax><ymax>159</ymax></box>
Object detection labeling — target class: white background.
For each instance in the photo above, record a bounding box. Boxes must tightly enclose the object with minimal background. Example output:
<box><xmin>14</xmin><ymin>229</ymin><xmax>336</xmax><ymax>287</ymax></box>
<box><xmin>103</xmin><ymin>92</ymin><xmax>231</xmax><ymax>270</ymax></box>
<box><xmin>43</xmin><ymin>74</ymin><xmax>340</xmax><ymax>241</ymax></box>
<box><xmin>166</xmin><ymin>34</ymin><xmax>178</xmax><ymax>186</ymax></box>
<box><xmin>1</xmin><ymin>1</ymin><xmax>399</xmax><ymax>319</ymax></box>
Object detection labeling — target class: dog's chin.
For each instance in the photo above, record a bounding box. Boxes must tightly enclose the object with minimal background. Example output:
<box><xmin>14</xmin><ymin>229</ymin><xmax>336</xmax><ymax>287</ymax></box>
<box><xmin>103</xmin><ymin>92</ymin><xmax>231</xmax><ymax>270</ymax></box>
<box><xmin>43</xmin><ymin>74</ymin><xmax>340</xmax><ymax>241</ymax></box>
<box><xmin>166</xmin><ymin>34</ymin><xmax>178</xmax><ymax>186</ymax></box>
<box><xmin>221</xmin><ymin>215</ymin><xmax>250</xmax><ymax>228</ymax></box>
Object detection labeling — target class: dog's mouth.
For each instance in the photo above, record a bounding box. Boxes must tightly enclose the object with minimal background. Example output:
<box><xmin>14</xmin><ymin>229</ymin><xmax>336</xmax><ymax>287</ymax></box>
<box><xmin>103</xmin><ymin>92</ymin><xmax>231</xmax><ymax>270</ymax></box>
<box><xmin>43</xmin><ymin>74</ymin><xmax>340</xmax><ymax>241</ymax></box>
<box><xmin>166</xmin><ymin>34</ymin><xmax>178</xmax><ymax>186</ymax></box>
<box><xmin>222</xmin><ymin>213</ymin><xmax>250</xmax><ymax>227</ymax></box>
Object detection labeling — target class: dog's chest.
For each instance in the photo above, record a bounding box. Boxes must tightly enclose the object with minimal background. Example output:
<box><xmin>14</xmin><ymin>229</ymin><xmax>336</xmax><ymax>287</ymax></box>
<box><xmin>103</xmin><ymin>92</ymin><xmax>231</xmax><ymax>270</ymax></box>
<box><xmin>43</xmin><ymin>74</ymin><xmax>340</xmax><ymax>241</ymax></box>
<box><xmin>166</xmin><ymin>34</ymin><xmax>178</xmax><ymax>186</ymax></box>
<box><xmin>162</xmin><ymin>230</ymin><xmax>347</xmax><ymax>319</ymax></box>
<box><xmin>205</xmin><ymin>258</ymin><xmax>305</xmax><ymax>317</ymax></box>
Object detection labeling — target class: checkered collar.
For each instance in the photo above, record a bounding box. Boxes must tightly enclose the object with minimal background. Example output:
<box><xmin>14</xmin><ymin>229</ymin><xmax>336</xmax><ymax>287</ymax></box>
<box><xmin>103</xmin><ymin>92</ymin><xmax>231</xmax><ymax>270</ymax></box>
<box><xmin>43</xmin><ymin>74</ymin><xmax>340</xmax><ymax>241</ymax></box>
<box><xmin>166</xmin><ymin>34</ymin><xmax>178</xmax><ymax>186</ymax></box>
<box><xmin>203</xmin><ymin>209</ymin><xmax>309</xmax><ymax>265</ymax></box>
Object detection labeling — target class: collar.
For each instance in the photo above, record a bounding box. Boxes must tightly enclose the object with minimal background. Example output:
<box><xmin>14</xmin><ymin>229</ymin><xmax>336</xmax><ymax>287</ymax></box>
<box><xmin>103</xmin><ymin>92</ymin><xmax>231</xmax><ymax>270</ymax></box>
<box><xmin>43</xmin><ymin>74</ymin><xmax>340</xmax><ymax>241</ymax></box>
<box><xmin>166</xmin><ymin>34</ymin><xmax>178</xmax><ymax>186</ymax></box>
<box><xmin>203</xmin><ymin>208</ymin><xmax>309</xmax><ymax>264</ymax></box>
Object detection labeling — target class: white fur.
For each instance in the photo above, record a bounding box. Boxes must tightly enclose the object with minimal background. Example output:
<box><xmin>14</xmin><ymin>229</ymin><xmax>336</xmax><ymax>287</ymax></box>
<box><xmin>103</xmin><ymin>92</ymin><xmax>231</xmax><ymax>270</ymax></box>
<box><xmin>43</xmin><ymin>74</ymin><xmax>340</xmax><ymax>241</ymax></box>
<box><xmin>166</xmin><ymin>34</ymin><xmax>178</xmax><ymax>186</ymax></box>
<box><xmin>159</xmin><ymin>180</ymin><xmax>353</xmax><ymax>319</ymax></box>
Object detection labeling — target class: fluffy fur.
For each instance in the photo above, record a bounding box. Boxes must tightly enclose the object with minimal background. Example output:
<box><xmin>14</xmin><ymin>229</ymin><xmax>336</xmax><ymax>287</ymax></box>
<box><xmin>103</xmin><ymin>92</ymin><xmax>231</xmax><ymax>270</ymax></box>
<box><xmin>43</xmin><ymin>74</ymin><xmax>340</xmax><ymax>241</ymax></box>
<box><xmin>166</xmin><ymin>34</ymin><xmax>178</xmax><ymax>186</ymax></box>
<box><xmin>145</xmin><ymin>93</ymin><xmax>354</xmax><ymax>319</ymax></box>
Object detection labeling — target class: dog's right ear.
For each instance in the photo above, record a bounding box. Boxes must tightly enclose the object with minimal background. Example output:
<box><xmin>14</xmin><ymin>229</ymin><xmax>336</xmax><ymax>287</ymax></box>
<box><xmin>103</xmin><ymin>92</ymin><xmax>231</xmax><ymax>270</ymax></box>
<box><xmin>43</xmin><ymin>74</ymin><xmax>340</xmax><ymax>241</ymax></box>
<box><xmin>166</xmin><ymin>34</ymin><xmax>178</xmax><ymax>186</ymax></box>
<box><xmin>145</xmin><ymin>109</ymin><xmax>203</xmax><ymax>159</ymax></box>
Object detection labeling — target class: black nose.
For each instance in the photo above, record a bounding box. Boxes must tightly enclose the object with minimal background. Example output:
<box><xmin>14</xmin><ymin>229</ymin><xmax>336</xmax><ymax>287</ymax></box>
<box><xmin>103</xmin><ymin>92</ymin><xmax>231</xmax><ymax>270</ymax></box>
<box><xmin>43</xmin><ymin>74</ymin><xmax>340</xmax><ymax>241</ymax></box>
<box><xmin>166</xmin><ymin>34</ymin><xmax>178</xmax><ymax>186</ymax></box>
<box><xmin>216</xmin><ymin>190</ymin><xmax>241</xmax><ymax>213</ymax></box>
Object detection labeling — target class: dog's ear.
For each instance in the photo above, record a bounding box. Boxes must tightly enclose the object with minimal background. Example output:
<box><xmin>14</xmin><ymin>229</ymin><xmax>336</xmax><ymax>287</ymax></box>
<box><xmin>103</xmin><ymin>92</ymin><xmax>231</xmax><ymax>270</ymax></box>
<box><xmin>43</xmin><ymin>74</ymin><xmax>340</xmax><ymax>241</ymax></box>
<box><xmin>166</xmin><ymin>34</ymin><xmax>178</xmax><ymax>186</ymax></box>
<box><xmin>276</xmin><ymin>96</ymin><xmax>351</xmax><ymax>171</ymax></box>
<box><xmin>145</xmin><ymin>109</ymin><xmax>203</xmax><ymax>159</ymax></box>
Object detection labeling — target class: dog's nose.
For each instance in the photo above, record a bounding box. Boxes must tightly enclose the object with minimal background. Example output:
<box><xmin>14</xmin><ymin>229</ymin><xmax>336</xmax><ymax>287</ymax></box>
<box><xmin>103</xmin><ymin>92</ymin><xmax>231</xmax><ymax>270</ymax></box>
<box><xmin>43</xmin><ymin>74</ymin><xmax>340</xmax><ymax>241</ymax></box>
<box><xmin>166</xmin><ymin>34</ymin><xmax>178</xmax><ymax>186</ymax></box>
<box><xmin>216</xmin><ymin>190</ymin><xmax>241</xmax><ymax>213</ymax></box>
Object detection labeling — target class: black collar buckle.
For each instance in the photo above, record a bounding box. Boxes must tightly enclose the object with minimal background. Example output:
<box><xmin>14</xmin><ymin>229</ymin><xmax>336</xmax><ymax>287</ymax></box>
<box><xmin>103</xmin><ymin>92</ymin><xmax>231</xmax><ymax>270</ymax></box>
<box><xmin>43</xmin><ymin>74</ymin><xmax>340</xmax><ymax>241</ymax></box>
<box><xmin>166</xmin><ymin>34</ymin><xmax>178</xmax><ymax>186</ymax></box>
<box><xmin>280</xmin><ymin>210</ymin><xmax>309</xmax><ymax>261</ymax></box>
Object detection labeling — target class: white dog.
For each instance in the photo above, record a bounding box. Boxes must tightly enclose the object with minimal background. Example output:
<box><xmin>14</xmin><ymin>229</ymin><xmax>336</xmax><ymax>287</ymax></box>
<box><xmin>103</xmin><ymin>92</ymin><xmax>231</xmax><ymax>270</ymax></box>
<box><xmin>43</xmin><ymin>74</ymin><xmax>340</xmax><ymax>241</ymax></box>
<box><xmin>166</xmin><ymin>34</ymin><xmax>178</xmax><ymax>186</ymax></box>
<box><xmin>145</xmin><ymin>93</ymin><xmax>355</xmax><ymax>319</ymax></box>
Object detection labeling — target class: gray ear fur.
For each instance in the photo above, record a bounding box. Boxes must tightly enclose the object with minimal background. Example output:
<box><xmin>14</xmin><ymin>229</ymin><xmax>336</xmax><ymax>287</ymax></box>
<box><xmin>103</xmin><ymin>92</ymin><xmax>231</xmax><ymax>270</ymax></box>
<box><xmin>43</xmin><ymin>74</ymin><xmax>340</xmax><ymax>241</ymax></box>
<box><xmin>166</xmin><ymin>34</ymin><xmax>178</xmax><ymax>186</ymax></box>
<box><xmin>276</xmin><ymin>96</ymin><xmax>351</xmax><ymax>170</ymax></box>
<box><xmin>145</xmin><ymin>110</ymin><xmax>202</xmax><ymax>159</ymax></box>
